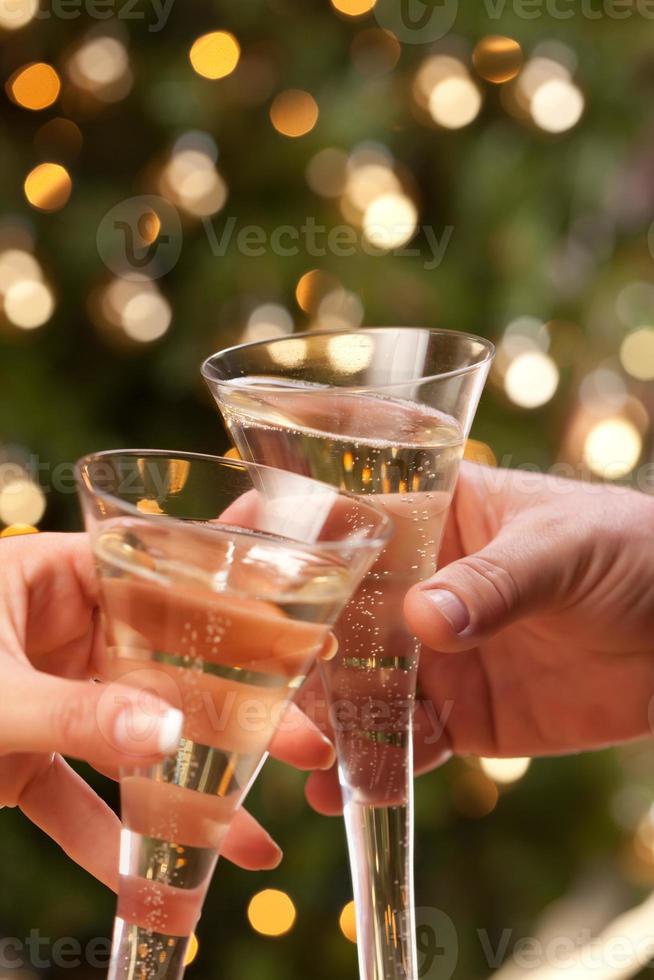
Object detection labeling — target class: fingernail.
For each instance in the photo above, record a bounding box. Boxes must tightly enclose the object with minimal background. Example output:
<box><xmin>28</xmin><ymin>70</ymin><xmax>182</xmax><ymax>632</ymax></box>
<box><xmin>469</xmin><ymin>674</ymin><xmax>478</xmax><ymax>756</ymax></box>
<box><xmin>263</xmin><ymin>843</ymin><xmax>283</xmax><ymax>869</ymax></box>
<box><xmin>425</xmin><ymin>589</ymin><xmax>470</xmax><ymax>634</ymax></box>
<box><xmin>156</xmin><ymin>708</ymin><xmax>184</xmax><ymax>754</ymax></box>
<box><xmin>319</xmin><ymin>738</ymin><xmax>337</xmax><ymax>771</ymax></box>
<box><xmin>113</xmin><ymin>705</ymin><xmax>184</xmax><ymax>756</ymax></box>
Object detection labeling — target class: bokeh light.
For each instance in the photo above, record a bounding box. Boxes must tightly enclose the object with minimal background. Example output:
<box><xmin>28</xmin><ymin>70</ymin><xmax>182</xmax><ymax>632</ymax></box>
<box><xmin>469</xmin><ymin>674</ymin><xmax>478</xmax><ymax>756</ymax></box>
<box><xmin>583</xmin><ymin>418</ymin><xmax>642</xmax><ymax>479</ymax></box>
<box><xmin>472</xmin><ymin>36</ymin><xmax>523</xmax><ymax>84</ymax></box>
<box><xmin>160</xmin><ymin>145</ymin><xmax>228</xmax><ymax>218</ymax></box>
<box><xmin>317</xmin><ymin>288</ymin><xmax>364</xmax><ymax>330</ymax></box>
<box><xmin>428</xmin><ymin>76</ymin><xmax>482</xmax><ymax>129</ymax></box>
<box><xmin>7</xmin><ymin>63</ymin><xmax>61</xmax><ymax>111</ymax></box>
<box><xmin>0</xmin><ymin>0</ymin><xmax>38</xmax><ymax>30</ymax></box>
<box><xmin>331</xmin><ymin>0</ymin><xmax>377</xmax><ymax>15</ymax></box>
<box><xmin>339</xmin><ymin>901</ymin><xmax>357</xmax><ymax>943</ymax></box>
<box><xmin>530</xmin><ymin>77</ymin><xmax>584</xmax><ymax>133</ymax></box>
<box><xmin>67</xmin><ymin>36</ymin><xmax>132</xmax><ymax>103</ymax></box>
<box><xmin>620</xmin><ymin>328</ymin><xmax>654</xmax><ymax>381</ymax></box>
<box><xmin>97</xmin><ymin>277</ymin><xmax>171</xmax><ymax>344</ymax></box>
<box><xmin>24</xmin><ymin>163</ymin><xmax>72</xmax><ymax>211</ymax></box>
<box><xmin>270</xmin><ymin>90</ymin><xmax>319</xmax><ymax>138</ymax></box>
<box><xmin>327</xmin><ymin>332</ymin><xmax>374</xmax><ymax>373</ymax></box>
<box><xmin>183</xmin><ymin>934</ymin><xmax>198</xmax><ymax>967</ymax></box>
<box><xmin>242</xmin><ymin>303</ymin><xmax>293</xmax><ymax>343</ymax></box>
<box><xmin>504</xmin><ymin>351</ymin><xmax>559</xmax><ymax>409</ymax></box>
<box><xmin>479</xmin><ymin>757</ymin><xmax>531</xmax><ymax>784</ymax></box>
<box><xmin>351</xmin><ymin>29</ymin><xmax>401</xmax><ymax>76</ymax></box>
<box><xmin>413</xmin><ymin>55</ymin><xmax>468</xmax><ymax>110</ymax></box>
<box><xmin>268</xmin><ymin>337</ymin><xmax>308</xmax><ymax>368</ymax></box>
<box><xmin>295</xmin><ymin>269</ymin><xmax>340</xmax><ymax>315</ymax></box>
<box><xmin>306</xmin><ymin>147</ymin><xmax>348</xmax><ymax>198</ymax></box>
<box><xmin>247</xmin><ymin>889</ymin><xmax>296</xmax><ymax>937</ymax></box>
<box><xmin>0</xmin><ymin>524</ymin><xmax>39</xmax><ymax>537</ymax></box>
<box><xmin>452</xmin><ymin>770</ymin><xmax>498</xmax><ymax>818</ymax></box>
<box><xmin>5</xmin><ymin>279</ymin><xmax>55</xmax><ymax>329</ymax></box>
<box><xmin>0</xmin><ymin>477</ymin><xmax>46</xmax><ymax>526</ymax></box>
<box><xmin>0</xmin><ymin>250</ymin><xmax>42</xmax><ymax>294</ymax></box>
<box><xmin>363</xmin><ymin>192</ymin><xmax>418</xmax><ymax>250</ymax></box>
<box><xmin>189</xmin><ymin>31</ymin><xmax>240</xmax><ymax>80</ymax></box>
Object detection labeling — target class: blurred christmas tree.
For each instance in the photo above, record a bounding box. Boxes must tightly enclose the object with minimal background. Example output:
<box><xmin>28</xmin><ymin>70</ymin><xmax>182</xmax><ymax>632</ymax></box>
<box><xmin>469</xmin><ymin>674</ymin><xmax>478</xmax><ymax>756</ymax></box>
<box><xmin>1</xmin><ymin>1</ymin><xmax>654</xmax><ymax>978</ymax></box>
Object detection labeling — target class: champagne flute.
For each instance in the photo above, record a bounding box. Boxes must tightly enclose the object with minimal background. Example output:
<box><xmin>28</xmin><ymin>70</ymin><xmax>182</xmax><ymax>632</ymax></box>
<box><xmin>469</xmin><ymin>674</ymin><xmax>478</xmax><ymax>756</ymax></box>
<box><xmin>76</xmin><ymin>449</ymin><xmax>391</xmax><ymax>980</ymax></box>
<box><xmin>202</xmin><ymin>328</ymin><xmax>494</xmax><ymax>980</ymax></box>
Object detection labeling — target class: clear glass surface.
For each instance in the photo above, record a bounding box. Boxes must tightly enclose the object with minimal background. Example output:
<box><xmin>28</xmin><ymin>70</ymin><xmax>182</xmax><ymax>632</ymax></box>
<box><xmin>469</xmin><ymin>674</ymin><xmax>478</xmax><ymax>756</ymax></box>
<box><xmin>203</xmin><ymin>327</ymin><xmax>494</xmax><ymax>980</ymax></box>
<box><xmin>76</xmin><ymin>450</ymin><xmax>390</xmax><ymax>980</ymax></box>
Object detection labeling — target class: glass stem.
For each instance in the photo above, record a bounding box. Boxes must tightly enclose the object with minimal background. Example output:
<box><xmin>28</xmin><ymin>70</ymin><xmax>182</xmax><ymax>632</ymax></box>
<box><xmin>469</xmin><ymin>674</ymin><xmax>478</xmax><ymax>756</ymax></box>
<box><xmin>342</xmin><ymin>778</ymin><xmax>418</xmax><ymax>980</ymax></box>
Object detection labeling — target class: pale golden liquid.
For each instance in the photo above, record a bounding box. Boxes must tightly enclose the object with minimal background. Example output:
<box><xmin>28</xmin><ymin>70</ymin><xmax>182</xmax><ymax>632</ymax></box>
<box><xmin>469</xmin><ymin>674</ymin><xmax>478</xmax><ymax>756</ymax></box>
<box><xmin>95</xmin><ymin>522</ymin><xmax>349</xmax><ymax>979</ymax></box>
<box><xmin>219</xmin><ymin>381</ymin><xmax>463</xmax><ymax>806</ymax></box>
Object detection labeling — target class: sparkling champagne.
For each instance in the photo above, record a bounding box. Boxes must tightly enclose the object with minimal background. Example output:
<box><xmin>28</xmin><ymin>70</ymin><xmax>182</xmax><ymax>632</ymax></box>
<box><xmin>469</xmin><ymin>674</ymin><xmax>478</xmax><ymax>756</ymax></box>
<box><xmin>94</xmin><ymin>520</ymin><xmax>350</xmax><ymax>980</ymax></box>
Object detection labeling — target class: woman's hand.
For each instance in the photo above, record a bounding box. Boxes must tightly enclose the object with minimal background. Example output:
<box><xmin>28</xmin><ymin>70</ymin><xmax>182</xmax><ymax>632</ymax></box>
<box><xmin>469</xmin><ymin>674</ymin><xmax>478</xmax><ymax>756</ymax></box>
<box><xmin>306</xmin><ymin>463</ymin><xmax>654</xmax><ymax>813</ymax></box>
<box><xmin>0</xmin><ymin>533</ymin><xmax>334</xmax><ymax>887</ymax></box>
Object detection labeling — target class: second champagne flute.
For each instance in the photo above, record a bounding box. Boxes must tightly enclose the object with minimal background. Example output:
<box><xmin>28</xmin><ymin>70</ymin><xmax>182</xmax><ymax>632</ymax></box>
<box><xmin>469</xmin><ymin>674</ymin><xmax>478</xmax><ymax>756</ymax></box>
<box><xmin>203</xmin><ymin>327</ymin><xmax>494</xmax><ymax>980</ymax></box>
<box><xmin>76</xmin><ymin>449</ymin><xmax>391</xmax><ymax>980</ymax></box>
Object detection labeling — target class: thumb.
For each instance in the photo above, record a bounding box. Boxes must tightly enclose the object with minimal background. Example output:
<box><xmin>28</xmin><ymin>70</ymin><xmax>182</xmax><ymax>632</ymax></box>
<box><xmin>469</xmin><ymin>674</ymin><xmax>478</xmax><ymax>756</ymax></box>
<box><xmin>404</xmin><ymin>521</ymin><xmax>568</xmax><ymax>651</ymax></box>
<box><xmin>0</xmin><ymin>666</ymin><xmax>184</xmax><ymax>767</ymax></box>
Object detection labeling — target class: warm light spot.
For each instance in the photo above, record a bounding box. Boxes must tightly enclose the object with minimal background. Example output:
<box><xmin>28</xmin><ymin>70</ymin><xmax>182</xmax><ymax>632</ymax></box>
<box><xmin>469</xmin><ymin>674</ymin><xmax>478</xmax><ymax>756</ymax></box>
<box><xmin>331</xmin><ymin>0</ymin><xmax>376</xmax><ymax>14</ymax></box>
<box><xmin>428</xmin><ymin>76</ymin><xmax>482</xmax><ymax>129</ymax></box>
<box><xmin>242</xmin><ymin>303</ymin><xmax>293</xmax><ymax>343</ymax></box>
<box><xmin>189</xmin><ymin>31</ymin><xmax>240</xmax><ymax>80</ymax></box>
<box><xmin>452</xmin><ymin>770</ymin><xmax>498</xmax><ymax>818</ymax></box>
<box><xmin>620</xmin><ymin>328</ymin><xmax>654</xmax><ymax>381</ymax></box>
<box><xmin>530</xmin><ymin>78</ymin><xmax>584</xmax><ymax>133</ymax></box>
<box><xmin>351</xmin><ymin>28</ymin><xmax>401</xmax><ymax>76</ymax></box>
<box><xmin>0</xmin><ymin>523</ymin><xmax>39</xmax><ymax>536</ymax></box>
<box><xmin>504</xmin><ymin>351</ymin><xmax>559</xmax><ymax>408</ymax></box>
<box><xmin>247</xmin><ymin>889</ymin><xmax>296</xmax><ymax>938</ymax></box>
<box><xmin>67</xmin><ymin>37</ymin><xmax>131</xmax><ymax>102</ymax></box>
<box><xmin>363</xmin><ymin>192</ymin><xmax>418</xmax><ymax>250</ymax></box>
<box><xmin>295</xmin><ymin>269</ymin><xmax>340</xmax><ymax>314</ymax></box>
<box><xmin>138</xmin><ymin>210</ymin><xmax>161</xmax><ymax>246</ymax></box>
<box><xmin>161</xmin><ymin>150</ymin><xmax>228</xmax><ymax>217</ymax></box>
<box><xmin>339</xmin><ymin>901</ymin><xmax>357</xmax><ymax>943</ymax></box>
<box><xmin>225</xmin><ymin>447</ymin><xmax>241</xmax><ymax>461</ymax></box>
<box><xmin>327</xmin><ymin>332</ymin><xmax>374</xmax><ymax>374</ymax></box>
<box><xmin>413</xmin><ymin>56</ymin><xmax>468</xmax><ymax>109</ymax></box>
<box><xmin>479</xmin><ymin>757</ymin><xmax>531</xmax><ymax>784</ymax></box>
<box><xmin>137</xmin><ymin>498</ymin><xmax>165</xmax><ymax>515</ymax></box>
<box><xmin>270</xmin><ymin>89</ymin><xmax>319</xmax><ymax>138</ymax></box>
<box><xmin>24</xmin><ymin>163</ymin><xmax>72</xmax><ymax>211</ymax></box>
<box><xmin>183</xmin><ymin>934</ymin><xmax>198</xmax><ymax>967</ymax></box>
<box><xmin>8</xmin><ymin>63</ymin><xmax>60</xmax><ymax>111</ymax></box>
<box><xmin>0</xmin><ymin>0</ymin><xmax>38</xmax><ymax>30</ymax></box>
<box><xmin>268</xmin><ymin>337</ymin><xmax>308</xmax><ymax>368</ymax></box>
<box><xmin>464</xmin><ymin>440</ymin><xmax>497</xmax><ymax>467</ymax></box>
<box><xmin>0</xmin><ymin>250</ymin><xmax>42</xmax><ymax>294</ymax></box>
<box><xmin>4</xmin><ymin>280</ymin><xmax>54</xmax><ymax>329</ymax></box>
<box><xmin>345</xmin><ymin>163</ymin><xmax>400</xmax><ymax>213</ymax></box>
<box><xmin>472</xmin><ymin>36</ymin><xmax>523</xmax><ymax>84</ymax></box>
<box><xmin>0</xmin><ymin>478</ymin><xmax>46</xmax><ymax>526</ymax></box>
<box><xmin>317</xmin><ymin>288</ymin><xmax>364</xmax><ymax>330</ymax></box>
<box><xmin>121</xmin><ymin>291</ymin><xmax>171</xmax><ymax>343</ymax></box>
<box><xmin>306</xmin><ymin>147</ymin><xmax>348</xmax><ymax>198</ymax></box>
<box><xmin>583</xmin><ymin>418</ymin><xmax>642</xmax><ymax>479</ymax></box>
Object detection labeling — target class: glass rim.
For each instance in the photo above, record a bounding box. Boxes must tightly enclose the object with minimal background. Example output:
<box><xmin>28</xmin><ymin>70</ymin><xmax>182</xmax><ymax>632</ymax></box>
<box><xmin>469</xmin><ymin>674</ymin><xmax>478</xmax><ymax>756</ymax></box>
<box><xmin>75</xmin><ymin>448</ymin><xmax>393</xmax><ymax>552</ymax></box>
<box><xmin>201</xmin><ymin>326</ymin><xmax>496</xmax><ymax>393</ymax></box>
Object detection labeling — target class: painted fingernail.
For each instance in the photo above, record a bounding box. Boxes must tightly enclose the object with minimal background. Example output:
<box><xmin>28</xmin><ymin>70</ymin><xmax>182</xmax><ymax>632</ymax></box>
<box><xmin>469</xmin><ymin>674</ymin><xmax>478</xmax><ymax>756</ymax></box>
<box><xmin>319</xmin><ymin>738</ymin><xmax>337</xmax><ymax>770</ymax></box>
<box><xmin>114</xmin><ymin>705</ymin><xmax>184</xmax><ymax>755</ymax></box>
<box><xmin>425</xmin><ymin>589</ymin><xmax>470</xmax><ymax>634</ymax></box>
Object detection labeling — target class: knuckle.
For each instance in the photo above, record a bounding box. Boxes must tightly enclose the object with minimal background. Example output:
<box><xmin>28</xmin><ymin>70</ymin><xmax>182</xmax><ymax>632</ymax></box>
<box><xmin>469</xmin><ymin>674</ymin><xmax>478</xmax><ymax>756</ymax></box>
<box><xmin>52</xmin><ymin>691</ymin><xmax>96</xmax><ymax>749</ymax></box>
<box><xmin>458</xmin><ymin>554</ymin><xmax>520</xmax><ymax>616</ymax></box>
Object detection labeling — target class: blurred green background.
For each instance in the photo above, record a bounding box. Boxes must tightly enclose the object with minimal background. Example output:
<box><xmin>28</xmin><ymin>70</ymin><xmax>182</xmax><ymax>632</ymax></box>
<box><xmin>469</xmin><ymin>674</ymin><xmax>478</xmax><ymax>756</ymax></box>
<box><xmin>1</xmin><ymin>1</ymin><xmax>654</xmax><ymax>978</ymax></box>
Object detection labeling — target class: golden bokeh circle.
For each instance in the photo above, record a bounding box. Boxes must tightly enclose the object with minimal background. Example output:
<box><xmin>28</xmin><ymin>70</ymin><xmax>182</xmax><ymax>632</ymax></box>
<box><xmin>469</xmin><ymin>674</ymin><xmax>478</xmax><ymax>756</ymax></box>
<box><xmin>270</xmin><ymin>89</ymin><xmax>319</xmax><ymax>138</ymax></box>
<box><xmin>189</xmin><ymin>31</ymin><xmax>240</xmax><ymax>80</ymax></box>
<box><xmin>247</xmin><ymin>890</ymin><xmax>296</xmax><ymax>937</ymax></box>
<box><xmin>472</xmin><ymin>35</ymin><xmax>523</xmax><ymax>84</ymax></box>
<box><xmin>24</xmin><ymin>163</ymin><xmax>72</xmax><ymax>211</ymax></box>
<box><xmin>8</xmin><ymin>63</ymin><xmax>61</xmax><ymax>111</ymax></box>
<box><xmin>331</xmin><ymin>0</ymin><xmax>376</xmax><ymax>14</ymax></box>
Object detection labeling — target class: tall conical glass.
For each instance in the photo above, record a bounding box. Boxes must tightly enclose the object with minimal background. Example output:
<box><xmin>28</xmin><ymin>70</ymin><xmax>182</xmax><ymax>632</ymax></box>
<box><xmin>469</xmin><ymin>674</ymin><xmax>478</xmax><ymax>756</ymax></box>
<box><xmin>76</xmin><ymin>450</ymin><xmax>391</xmax><ymax>980</ymax></box>
<box><xmin>202</xmin><ymin>327</ymin><xmax>494</xmax><ymax>980</ymax></box>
